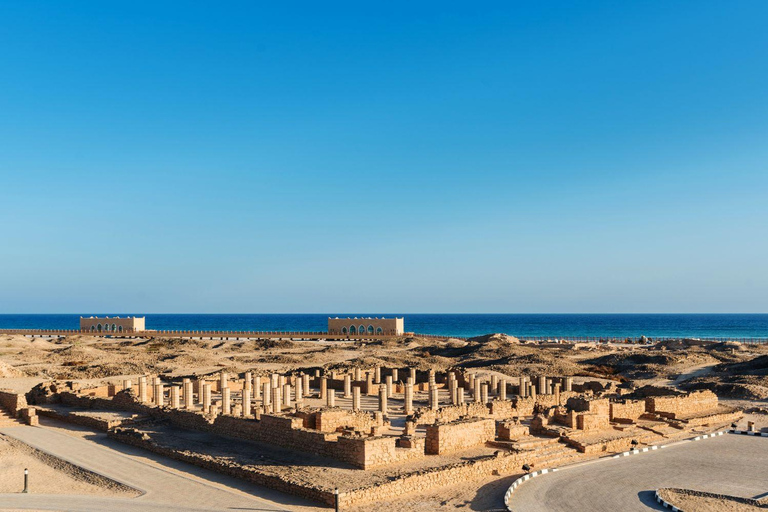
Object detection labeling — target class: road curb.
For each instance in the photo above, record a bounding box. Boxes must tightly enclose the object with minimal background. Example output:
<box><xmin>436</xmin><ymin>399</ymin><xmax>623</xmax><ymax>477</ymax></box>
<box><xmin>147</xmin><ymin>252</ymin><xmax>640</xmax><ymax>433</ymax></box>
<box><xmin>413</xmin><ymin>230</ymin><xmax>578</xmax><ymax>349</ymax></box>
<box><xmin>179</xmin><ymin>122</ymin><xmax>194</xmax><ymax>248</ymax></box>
<box><xmin>730</xmin><ymin>429</ymin><xmax>768</xmax><ymax>437</ymax></box>
<box><xmin>503</xmin><ymin>468</ymin><xmax>558</xmax><ymax>511</ymax></box>
<box><xmin>655</xmin><ymin>490</ymin><xmax>683</xmax><ymax>511</ymax></box>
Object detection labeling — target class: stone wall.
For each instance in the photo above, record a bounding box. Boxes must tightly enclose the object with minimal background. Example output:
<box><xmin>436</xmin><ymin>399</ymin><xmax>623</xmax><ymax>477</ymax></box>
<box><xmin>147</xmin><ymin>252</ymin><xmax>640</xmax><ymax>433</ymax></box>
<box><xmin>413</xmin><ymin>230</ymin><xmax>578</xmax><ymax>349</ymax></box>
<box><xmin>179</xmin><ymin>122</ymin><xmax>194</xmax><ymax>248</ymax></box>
<box><xmin>610</xmin><ymin>400</ymin><xmax>646</xmax><ymax>422</ymax></box>
<box><xmin>425</xmin><ymin>418</ymin><xmax>496</xmax><ymax>455</ymax></box>
<box><xmin>646</xmin><ymin>390</ymin><xmax>719</xmax><ymax>419</ymax></box>
<box><xmin>315</xmin><ymin>409</ymin><xmax>378</xmax><ymax>433</ymax></box>
<box><xmin>0</xmin><ymin>389</ymin><xmax>28</xmax><ymax>416</ymax></box>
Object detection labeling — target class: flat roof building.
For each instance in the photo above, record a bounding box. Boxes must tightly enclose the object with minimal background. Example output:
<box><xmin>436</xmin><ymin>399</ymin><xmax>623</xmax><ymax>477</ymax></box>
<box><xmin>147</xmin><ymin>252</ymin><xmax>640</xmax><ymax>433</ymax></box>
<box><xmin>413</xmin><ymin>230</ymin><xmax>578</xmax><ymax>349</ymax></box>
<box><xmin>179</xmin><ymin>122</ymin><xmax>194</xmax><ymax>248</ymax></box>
<box><xmin>80</xmin><ymin>316</ymin><xmax>145</xmax><ymax>333</ymax></box>
<box><xmin>328</xmin><ymin>317</ymin><xmax>404</xmax><ymax>336</ymax></box>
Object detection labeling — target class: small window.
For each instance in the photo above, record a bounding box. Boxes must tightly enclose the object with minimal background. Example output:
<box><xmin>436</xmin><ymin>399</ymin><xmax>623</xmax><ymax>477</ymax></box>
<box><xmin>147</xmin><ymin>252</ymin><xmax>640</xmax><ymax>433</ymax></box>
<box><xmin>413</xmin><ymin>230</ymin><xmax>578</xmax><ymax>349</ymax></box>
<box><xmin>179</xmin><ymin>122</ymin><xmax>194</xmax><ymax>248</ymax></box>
<box><xmin>367</xmin><ymin>325</ymin><xmax>374</xmax><ymax>334</ymax></box>
<box><xmin>342</xmin><ymin>327</ymin><xmax>348</xmax><ymax>334</ymax></box>
<box><xmin>359</xmin><ymin>325</ymin><xmax>365</xmax><ymax>334</ymax></box>
<box><xmin>112</xmin><ymin>324</ymin><xmax>117</xmax><ymax>331</ymax></box>
<box><xmin>118</xmin><ymin>325</ymin><xmax>123</xmax><ymax>332</ymax></box>
<box><xmin>376</xmin><ymin>327</ymin><xmax>383</xmax><ymax>334</ymax></box>
<box><xmin>350</xmin><ymin>325</ymin><xmax>357</xmax><ymax>334</ymax></box>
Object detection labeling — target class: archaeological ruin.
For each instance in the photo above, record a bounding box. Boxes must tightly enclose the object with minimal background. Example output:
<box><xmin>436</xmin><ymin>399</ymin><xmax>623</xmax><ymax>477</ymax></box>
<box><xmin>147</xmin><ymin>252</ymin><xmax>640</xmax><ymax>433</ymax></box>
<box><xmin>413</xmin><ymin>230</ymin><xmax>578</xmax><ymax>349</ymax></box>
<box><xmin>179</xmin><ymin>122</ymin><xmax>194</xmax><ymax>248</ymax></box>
<box><xmin>21</xmin><ymin>364</ymin><xmax>742</xmax><ymax>508</ymax></box>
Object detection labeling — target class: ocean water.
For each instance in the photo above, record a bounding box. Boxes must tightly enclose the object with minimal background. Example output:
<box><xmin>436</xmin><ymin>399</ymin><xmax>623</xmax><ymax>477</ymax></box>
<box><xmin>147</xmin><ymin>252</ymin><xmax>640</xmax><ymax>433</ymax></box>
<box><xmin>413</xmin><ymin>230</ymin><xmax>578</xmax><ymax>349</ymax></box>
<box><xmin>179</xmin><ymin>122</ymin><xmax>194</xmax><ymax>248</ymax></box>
<box><xmin>0</xmin><ymin>314</ymin><xmax>766</xmax><ymax>339</ymax></box>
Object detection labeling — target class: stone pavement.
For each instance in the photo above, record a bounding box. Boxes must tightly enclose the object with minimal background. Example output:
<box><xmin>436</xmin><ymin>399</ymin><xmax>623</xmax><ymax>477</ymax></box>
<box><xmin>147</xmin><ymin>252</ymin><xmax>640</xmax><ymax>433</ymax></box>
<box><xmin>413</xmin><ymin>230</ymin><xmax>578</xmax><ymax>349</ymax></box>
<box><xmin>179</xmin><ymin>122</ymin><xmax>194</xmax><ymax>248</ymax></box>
<box><xmin>0</xmin><ymin>423</ymin><xmax>321</xmax><ymax>512</ymax></box>
<box><xmin>509</xmin><ymin>434</ymin><xmax>768</xmax><ymax>512</ymax></box>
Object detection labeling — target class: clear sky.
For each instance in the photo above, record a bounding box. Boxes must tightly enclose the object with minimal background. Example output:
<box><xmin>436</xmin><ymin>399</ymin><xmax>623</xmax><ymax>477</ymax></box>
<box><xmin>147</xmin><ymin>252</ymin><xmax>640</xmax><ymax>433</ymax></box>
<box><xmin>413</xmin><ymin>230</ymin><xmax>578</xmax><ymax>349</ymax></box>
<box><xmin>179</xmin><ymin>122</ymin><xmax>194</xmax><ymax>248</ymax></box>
<box><xmin>1</xmin><ymin>1</ymin><xmax>767</xmax><ymax>314</ymax></box>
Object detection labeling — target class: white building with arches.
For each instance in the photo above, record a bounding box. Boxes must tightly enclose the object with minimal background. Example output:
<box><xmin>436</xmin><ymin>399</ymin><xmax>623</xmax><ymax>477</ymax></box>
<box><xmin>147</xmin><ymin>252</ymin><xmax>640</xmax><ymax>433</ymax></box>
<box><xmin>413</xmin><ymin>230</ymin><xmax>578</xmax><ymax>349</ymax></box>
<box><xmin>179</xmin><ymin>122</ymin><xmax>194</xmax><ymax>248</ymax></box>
<box><xmin>80</xmin><ymin>316</ymin><xmax>145</xmax><ymax>334</ymax></box>
<box><xmin>327</xmin><ymin>317</ymin><xmax>404</xmax><ymax>336</ymax></box>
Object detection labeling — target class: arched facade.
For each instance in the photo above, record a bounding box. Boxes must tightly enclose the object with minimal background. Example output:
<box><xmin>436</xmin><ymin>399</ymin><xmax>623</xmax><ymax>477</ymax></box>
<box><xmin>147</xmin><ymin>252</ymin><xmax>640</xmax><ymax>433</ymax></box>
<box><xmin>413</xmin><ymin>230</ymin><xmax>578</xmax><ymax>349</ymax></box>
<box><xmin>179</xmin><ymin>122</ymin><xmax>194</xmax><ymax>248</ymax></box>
<box><xmin>80</xmin><ymin>316</ymin><xmax>145</xmax><ymax>333</ymax></box>
<box><xmin>327</xmin><ymin>317</ymin><xmax>405</xmax><ymax>336</ymax></box>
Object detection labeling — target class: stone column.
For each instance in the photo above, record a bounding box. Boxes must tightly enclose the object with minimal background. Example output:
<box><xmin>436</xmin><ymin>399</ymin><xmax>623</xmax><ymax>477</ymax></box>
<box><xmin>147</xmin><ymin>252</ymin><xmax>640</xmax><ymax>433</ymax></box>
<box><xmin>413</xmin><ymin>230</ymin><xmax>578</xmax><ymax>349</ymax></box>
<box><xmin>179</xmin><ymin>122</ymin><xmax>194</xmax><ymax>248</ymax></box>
<box><xmin>254</xmin><ymin>375</ymin><xmax>261</xmax><ymax>400</ymax></box>
<box><xmin>366</xmin><ymin>371</ymin><xmax>374</xmax><ymax>396</ymax></box>
<box><xmin>530</xmin><ymin>383</ymin><xmax>537</xmax><ymax>401</ymax></box>
<box><xmin>428</xmin><ymin>369</ymin><xmax>435</xmax><ymax>386</ymax></box>
<box><xmin>468</xmin><ymin>373</ymin><xmax>475</xmax><ymax>392</ymax></box>
<box><xmin>222</xmin><ymin>387</ymin><xmax>231</xmax><ymax>415</ymax></box>
<box><xmin>220</xmin><ymin>371</ymin><xmax>228</xmax><ymax>391</ymax></box>
<box><xmin>404</xmin><ymin>382</ymin><xmax>414</xmax><ymax>415</ymax></box>
<box><xmin>480</xmin><ymin>383</ymin><xmax>489</xmax><ymax>404</ymax></box>
<box><xmin>170</xmin><ymin>386</ymin><xmax>181</xmax><ymax>409</ymax></box>
<box><xmin>302</xmin><ymin>374</ymin><xmax>310</xmax><ymax>395</ymax></box>
<box><xmin>392</xmin><ymin>369</ymin><xmax>398</xmax><ymax>382</ymax></box>
<box><xmin>385</xmin><ymin>375</ymin><xmax>393</xmax><ymax>398</ymax></box>
<box><xmin>271</xmin><ymin>373</ymin><xmax>279</xmax><ymax>388</ymax></box>
<box><xmin>123</xmin><ymin>379</ymin><xmax>132</xmax><ymax>390</ymax></box>
<box><xmin>564</xmin><ymin>376</ymin><xmax>573</xmax><ymax>392</ymax></box>
<box><xmin>295</xmin><ymin>377</ymin><xmax>303</xmax><ymax>403</ymax></box>
<box><xmin>457</xmin><ymin>387</ymin><xmax>465</xmax><ymax>405</ymax></box>
<box><xmin>279</xmin><ymin>374</ymin><xmax>285</xmax><ymax>388</ymax></box>
<box><xmin>538</xmin><ymin>375</ymin><xmax>547</xmax><ymax>395</ymax></box>
<box><xmin>491</xmin><ymin>375</ymin><xmax>498</xmax><ymax>395</ymax></box>
<box><xmin>314</xmin><ymin>369</ymin><xmax>320</xmax><ymax>378</ymax></box>
<box><xmin>354</xmin><ymin>367</ymin><xmax>361</xmax><ymax>381</ymax></box>
<box><xmin>263</xmin><ymin>382</ymin><xmax>271</xmax><ymax>408</ymax></box>
<box><xmin>410</xmin><ymin>368</ymin><xmax>416</xmax><ymax>383</ymax></box>
<box><xmin>184</xmin><ymin>379</ymin><xmax>194</xmax><ymax>409</ymax></box>
<box><xmin>378</xmin><ymin>385</ymin><xmax>388</xmax><ymax>415</ymax></box>
<box><xmin>520</xmin><ymin>377</ymin><xmax>528</xmax><ymax>397</ymax></box>
<box><xmin>554</xmin><ymin>382</ymin><xmax>561</xmax><ymax>405</ymax></box>
<box><xmin>344</xmin><ymin>374</ymin><xmax>352</xmax><ymax>398</ymax></box>
<box><xmin>320</xmin><ymin>377</ymin><xmax>328</xmax><ymax>400</ymax></box>
<box><xmin>271</xmin><ymin>386</ymin><xmax>281</xmax><ymax>413</ymax></box>
<box><xmin>243</xmin><ymin>388</ymin><xmax>251</xmax><ymax>417</ymax></box>
<box><xmin>429</xmin><ymin>385</ymin><xmax>439</xmax><ymax>411</ymax></box>
<box><xmin>203</xmin><ymin>383</ymin><xmax>211</xmax><ymax>413</ymax></box>
<box><xmin>283</xmin><ymin>384</ymin><xmax>292</xmax><ymax>408</ymax></box>
<box><xmin>155</xmin><ymin>382</ymin><xmax>164</xmax><ymax>407</ymax></box>
<box><xmin>499</xmin><ymin>379</ymin><xmax>507</xmax><ymax>401</ymax></box>
<box><xmin>375</xmin><ymin>366</ymin><xmax>381</xmax><ymax>384</ymax></box>
<box><xmin>244</xmin><ymin>372</ymin><xmax>252</xmax><ymax>393</ymax></box>
<box><xmin>352</xmin><ymin>386</ymin><xmax>361</xmax><ymax>411</ymax></box>
<box><xmin>327</xmin><ymin>389</ymin><xmax>335</xmax><ymax>408</ymax></box>
<box><xmin>474</xmin><ymin>379</ymin><xmax>482</xmax><ymax>403</ymax></box>
<box><xmin>138</xmin><ymin>376</ymin><xmax>148</xmax><ymax>403</ymax></box>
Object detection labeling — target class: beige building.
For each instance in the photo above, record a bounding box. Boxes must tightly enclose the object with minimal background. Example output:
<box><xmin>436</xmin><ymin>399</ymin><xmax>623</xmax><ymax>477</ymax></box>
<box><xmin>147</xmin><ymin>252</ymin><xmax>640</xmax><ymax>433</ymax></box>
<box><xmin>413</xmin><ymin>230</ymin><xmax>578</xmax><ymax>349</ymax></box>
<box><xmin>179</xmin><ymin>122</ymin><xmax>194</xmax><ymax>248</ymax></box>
<box><xmin>328</xmin><ymin>317</ymin><xmax>404</xmax><ymax>336</ymax></box>
<box><xmin>80</xmin><ymin>316</ymin><xmax>145</xmax><ymax>333</ymax></box>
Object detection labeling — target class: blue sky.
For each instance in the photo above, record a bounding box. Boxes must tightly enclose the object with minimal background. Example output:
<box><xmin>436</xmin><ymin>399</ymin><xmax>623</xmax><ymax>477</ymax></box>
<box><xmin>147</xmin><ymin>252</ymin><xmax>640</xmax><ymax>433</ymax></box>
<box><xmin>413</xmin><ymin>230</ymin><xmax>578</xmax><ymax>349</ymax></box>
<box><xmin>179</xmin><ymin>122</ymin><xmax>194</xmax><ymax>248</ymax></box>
<box><xmin>1</xmin><ymin>1</ymin><xmax>766</xmax><ymax>313</ymax></box>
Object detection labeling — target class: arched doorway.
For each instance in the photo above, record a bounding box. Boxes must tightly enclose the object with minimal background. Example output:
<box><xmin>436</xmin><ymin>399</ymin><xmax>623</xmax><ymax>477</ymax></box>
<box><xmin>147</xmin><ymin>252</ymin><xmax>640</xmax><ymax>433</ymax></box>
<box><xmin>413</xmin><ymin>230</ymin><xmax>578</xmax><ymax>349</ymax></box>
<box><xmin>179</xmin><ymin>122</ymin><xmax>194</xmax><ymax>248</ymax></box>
<box><xmin>97</xmin><ymin>324</ymin><xmax>102</xmax><ymax>332</ymax></box>
<box><xmin>342</xmin><ymin>327</ymin><xmax>348</xmax><ymax>334</ymax></box>
<box><xmin>367</xmin><ymin>325</ymin><xmax>374</xmax><ymax>334</ymax></box>
<box><xmin>349</xmin><ymin>325</ymin><xmax>357</xmax><ymax>334</ymax></box>
<box><xmin>376</xmin><ymin>327</ymin><xmax>383</xmax><ymax>334</ymax></box>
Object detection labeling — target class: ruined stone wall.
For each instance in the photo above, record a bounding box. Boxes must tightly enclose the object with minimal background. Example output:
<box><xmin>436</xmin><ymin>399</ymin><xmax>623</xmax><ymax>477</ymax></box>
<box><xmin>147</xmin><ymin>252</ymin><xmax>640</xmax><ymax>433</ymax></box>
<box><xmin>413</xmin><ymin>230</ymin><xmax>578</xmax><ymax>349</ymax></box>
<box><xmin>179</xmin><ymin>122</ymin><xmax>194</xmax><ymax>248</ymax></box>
<box><xmin>646</xmin><ymin>390</ymin><xmax>718</xmax><ymax>419</ymax></box>
<box><xmin>425</xmin><ymin>418</ymin><xmax>496</xmax><ymax>455</ymax></box>
<box><xmin>576</xmin><ymin>413</ymin><xmax>610</xmax><ymax>431</ymax></box>
<box><xmin>497</xmin><ymin>420</ymin><xmax>529</xmax><ymax>440</ymax></box>
<box><xmin>0</xmin><ymin>389</ymin><xmax>27</xmax><ymax>416</ymax></box>
<box><xmin>315</xmin><ymin>409</ymin><xmax>377</xmax><ymax>433</ymax></box>
<box><xmin>413</xmin><ymin>402</ymin><xmax>490</xmax><ymax>425</ymax></box>
<box><xmin>610</xmin><ymin>400</ymin><xmax>646</xmax><ymax>422</ymax></box>
<box><xmin>341</xmin><ymin>435</ymin><xmax>427</xmax><ymax>469</ymax></box>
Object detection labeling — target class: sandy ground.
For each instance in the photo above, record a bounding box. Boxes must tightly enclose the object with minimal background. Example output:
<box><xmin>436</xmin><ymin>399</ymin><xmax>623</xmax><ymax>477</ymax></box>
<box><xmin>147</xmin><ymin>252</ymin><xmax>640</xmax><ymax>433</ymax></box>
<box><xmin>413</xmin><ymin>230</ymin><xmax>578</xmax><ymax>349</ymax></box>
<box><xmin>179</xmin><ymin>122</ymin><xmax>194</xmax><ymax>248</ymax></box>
<box><xmin>659</xmin><ymin>488</ymin><xmax>766</xmax><ymax>512</ymax></box>
<box><xmin>0</xmin><ymin>433</ymin><xmax>137</xmax><ymax>497</ymax></box>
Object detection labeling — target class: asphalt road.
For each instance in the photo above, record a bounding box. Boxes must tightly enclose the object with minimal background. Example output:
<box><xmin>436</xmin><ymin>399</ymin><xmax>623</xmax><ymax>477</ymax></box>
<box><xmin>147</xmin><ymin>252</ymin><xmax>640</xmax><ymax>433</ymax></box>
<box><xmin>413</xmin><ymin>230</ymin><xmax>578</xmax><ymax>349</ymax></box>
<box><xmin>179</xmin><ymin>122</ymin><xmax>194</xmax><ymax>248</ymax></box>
<box><xmin>0</xmin><ymin>423</ymin><xmax>320</xmax><ymax>512</ymax></box>
<box><xmin>510</xmin><ymin>434</ymin><xmax>768</xmax><ymax>512</ymax></box>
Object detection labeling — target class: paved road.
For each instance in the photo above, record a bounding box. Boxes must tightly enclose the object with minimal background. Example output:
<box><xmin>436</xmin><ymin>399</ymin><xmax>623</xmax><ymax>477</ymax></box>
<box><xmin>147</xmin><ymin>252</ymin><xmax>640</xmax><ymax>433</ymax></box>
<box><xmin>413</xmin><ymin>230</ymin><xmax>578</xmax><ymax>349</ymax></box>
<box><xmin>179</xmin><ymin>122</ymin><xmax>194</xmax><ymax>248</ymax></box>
<box><xmin>0</xmin><ymin>424</ymin><xmax>320</xmax><ymax>512</ymax></box>
<box><xmin>510</xmin><ymin>434</ymin><xmax>768</xmax><ymax>511</ymax></box>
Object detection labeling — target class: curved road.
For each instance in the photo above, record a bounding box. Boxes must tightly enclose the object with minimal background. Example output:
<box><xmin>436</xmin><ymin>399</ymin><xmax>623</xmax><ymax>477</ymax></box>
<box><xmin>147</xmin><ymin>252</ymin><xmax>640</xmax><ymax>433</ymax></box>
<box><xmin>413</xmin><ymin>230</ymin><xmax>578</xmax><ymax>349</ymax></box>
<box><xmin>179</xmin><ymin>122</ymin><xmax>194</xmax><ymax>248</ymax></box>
<box><xmin>0</xmin><ymin>423</ymin><xmax>320</xmax><ymax>512</ymax></box>
<box><xmin>510</xmin><ymin>434</ymin><xmax>768</xmax><ymax>511</ymax></box>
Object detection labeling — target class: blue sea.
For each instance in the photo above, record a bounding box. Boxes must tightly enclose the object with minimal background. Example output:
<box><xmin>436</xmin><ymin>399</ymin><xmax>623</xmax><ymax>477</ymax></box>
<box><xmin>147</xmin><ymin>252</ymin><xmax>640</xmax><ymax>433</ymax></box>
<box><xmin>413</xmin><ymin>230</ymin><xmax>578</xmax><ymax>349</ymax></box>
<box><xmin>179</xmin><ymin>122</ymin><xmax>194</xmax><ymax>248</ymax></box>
<box><xmin>0</xmin><ymin>314</ymin><xmax>766</xmax><ymax>339</ymax></box>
